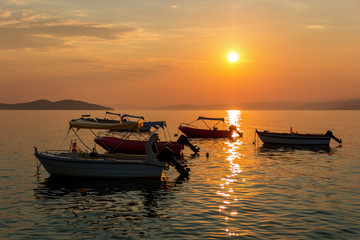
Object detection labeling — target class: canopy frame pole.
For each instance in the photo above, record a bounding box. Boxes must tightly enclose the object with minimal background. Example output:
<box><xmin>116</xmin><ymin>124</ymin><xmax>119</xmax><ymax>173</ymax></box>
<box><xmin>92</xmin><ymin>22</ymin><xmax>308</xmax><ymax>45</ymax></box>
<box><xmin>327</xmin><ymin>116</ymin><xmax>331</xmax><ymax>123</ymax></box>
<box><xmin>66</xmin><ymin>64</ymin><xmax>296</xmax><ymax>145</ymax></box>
<box><xmin>108</xmin><ymin>131</ymin><xmax>135</xmax><ymax>152</ymax></box>
<box><xmin>213</xmin><ymin>121</ymin><xmax>222</xmax><ymax>128</ymax></box>
<box><xmin>71</xmin><ymin>128</ymin><xmax>92</xmax><ymax>151</ymax></box>
<box><xmin>201</xmin><ymin>120</ymin><xmax>211</xmax><ymax>130</ymax></box>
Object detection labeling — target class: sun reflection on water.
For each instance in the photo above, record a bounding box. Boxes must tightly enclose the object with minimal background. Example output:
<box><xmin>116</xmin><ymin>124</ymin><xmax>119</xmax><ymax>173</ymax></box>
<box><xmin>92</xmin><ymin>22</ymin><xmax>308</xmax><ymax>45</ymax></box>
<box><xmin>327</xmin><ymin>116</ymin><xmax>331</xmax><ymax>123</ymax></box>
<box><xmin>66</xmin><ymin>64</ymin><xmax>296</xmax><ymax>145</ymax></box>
<box><xmin>216</xmin><ymin>110</ymin><xmax>244</xmax><ymax>237</ymax></box>
<box><xmin>226</xmin><ymin>110</ymin><xmax>242</xmax><ymax>138</ymax></box>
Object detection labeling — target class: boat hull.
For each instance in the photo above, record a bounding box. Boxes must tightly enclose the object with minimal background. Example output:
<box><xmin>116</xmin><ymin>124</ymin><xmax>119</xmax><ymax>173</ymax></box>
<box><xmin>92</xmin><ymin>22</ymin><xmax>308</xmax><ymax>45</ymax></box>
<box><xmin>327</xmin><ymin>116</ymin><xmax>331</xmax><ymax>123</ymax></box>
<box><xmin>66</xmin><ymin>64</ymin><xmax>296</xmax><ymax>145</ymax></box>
<box><xmin>35</xmin><ymin>152</ymin><xmax>165</xmax><ymax>178</ymax></box>
<box><xmin>94</xmin><ymin>137</ymin><xmax>184</xmax><ymax>156</ymax></box>
<box><xmin>256</xmin><ymin>131</ymin><xmax>331</xmax><ymax>145</ymax></box>
<box><xmin>179</xmin><ymin>126</ymin><xmax>233</xmax><ymax>139</ymax></box>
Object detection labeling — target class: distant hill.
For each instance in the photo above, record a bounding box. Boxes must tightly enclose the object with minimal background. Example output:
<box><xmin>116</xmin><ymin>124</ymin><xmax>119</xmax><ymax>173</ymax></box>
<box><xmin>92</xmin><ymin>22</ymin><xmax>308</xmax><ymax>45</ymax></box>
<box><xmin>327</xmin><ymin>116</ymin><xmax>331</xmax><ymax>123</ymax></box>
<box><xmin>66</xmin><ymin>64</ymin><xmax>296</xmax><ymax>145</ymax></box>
<box><xmin>154</xmin><ymin>99</ymin><xmax>360</xmax><ymax>110</ymax></box>
<box><xmin>0</xmin><ymin>99</ymin><xmax>113</xmax><ymax>110</ymax></box>
<box><xmin>299</xmin><ymin>99</ymin><xmax>360</xmax><ymax>110</ymax></box>
<box><xmin>2</xmin><ymin>98</ymin><xmax>359</xmax><ymax>110</ymax></box>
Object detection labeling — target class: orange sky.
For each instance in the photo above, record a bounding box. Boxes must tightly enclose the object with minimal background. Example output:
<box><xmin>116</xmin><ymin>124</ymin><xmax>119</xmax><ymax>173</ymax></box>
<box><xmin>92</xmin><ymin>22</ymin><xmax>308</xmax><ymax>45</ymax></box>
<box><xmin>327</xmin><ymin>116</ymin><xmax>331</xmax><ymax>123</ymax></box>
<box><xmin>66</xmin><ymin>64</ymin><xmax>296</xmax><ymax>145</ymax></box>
<box><xmin>1</xmin><ymin>0</ymin><xmax>360</xmax><ymax>106</ymax></box>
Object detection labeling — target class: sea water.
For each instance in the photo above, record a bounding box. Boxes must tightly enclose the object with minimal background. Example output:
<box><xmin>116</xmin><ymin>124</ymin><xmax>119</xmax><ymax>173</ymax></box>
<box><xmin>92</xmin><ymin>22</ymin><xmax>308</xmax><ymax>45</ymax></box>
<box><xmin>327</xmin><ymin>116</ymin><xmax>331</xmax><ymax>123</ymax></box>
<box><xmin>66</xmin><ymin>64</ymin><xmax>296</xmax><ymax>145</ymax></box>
<box><xmin>0</xmin><ymin>110</ymin><xmax>359</xmax><ymax>239</ymax></box>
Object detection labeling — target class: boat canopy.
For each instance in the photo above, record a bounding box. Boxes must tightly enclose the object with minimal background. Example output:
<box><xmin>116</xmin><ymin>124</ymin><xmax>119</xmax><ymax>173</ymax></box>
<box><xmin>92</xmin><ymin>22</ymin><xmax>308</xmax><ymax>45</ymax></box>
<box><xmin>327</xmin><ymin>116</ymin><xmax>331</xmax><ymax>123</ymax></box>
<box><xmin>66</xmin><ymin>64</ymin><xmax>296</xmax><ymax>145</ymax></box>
<box><xmin>69</xmin><ymin>119</ymin><xmax>142</xmax><ymax>131</ymax></box>
<box><xmin>144</xmin><ymin>121</ymin><xmax>167</xmax><ymax>129</ymax></box>
<box><xmin>197</xmin><ymin>116</ymin><xmax>225</xmax><ymax>122</ymax></box>
<box><xmin>105</xmin><ymin>111</ymin><xmax>121</xmax><ymax>117</ymax></box>
<box><xmin>121</xmin><ymin>114</ymin><xmax>145</xmax><ymax>121</ymax></box>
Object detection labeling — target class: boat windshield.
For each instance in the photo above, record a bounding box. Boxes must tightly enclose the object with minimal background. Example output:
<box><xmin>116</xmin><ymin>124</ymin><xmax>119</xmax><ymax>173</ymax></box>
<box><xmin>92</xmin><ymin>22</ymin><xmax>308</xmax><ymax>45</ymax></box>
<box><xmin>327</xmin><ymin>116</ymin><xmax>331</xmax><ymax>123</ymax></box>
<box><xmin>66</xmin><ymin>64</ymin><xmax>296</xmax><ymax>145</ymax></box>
<box><xmin>197</xmin><ymin>116</ymin><xmax>225</xmax><ymax>122</ymax></box>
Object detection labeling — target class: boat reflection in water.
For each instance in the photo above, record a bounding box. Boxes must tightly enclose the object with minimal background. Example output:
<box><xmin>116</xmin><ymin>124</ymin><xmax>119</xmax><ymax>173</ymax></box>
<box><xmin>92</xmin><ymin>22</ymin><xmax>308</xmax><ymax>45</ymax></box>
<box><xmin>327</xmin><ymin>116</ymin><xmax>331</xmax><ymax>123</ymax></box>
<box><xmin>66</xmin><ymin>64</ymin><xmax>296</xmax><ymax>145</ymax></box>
<box><xmin>33</xmin><ymin>176</ymin><xmax>181</xmax><ymax>238</ymax></box>
<box><xmin>217</xmin><ymin>110</ymin><xmax>244</xmax><ymax>237</ymax></box>
<box><xmin>257</xmin><ymin>143</ymin><xmax>339</xmax><ymax>155</ymax></box>
<box><xmin>34</xmin><ymin>175</ymin><xmax>166</xmax><ymax>197</ymax></box>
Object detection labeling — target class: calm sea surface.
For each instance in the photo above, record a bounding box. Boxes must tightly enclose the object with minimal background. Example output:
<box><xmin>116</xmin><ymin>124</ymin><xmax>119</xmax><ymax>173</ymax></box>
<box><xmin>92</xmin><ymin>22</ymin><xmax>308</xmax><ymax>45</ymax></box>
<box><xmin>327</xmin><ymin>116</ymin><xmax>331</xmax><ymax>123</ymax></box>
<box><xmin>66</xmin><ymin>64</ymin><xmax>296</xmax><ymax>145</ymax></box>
<box><xmin>0</xmin><ymin>110</ymin><xmax>359</xmax><ymax>239</ymax></box>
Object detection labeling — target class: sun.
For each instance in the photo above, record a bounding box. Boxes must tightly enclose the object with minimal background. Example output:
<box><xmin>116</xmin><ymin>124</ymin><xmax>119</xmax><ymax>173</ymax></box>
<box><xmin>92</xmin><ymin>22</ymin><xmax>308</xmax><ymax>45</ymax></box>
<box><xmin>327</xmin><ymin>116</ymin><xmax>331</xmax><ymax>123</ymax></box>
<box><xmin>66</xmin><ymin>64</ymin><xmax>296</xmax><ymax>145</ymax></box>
<box><xmin>227</xmin><ymin>52</ymin><xmax>239</xmax><ymax>63</ymax></box>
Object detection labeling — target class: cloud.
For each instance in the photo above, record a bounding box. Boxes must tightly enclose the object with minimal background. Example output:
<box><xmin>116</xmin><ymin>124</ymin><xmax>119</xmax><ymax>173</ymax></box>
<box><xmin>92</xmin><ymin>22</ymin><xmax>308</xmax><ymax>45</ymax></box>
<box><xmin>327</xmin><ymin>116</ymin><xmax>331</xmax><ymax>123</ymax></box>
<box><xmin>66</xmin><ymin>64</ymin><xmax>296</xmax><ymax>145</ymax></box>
<box><xmin>307</xmin><ymin>25</ymin><xmax>325</xmax><ymax>30</ymax></box>
<box><xmin>285</xmin><ymin>1</ymin><xmax>309</xmax><ymax>11</ymax></box>
<box><xmin>86</xmin><ymin>57</ymin><xmax>184</xmax><ymax>75</ymax></box>
<box><xmin>0</xmin><ymin>8</ymin><xmax>144</xmax><ymax>50</ymax></box>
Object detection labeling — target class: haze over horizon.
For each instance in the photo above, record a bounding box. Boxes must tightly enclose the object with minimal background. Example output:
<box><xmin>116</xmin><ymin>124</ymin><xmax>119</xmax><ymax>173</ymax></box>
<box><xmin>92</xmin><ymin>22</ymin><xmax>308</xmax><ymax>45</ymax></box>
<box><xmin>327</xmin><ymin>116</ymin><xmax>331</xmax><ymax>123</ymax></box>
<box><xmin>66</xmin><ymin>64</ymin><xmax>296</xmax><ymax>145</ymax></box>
<box><xmin>1</xmin><ymin>0</ymin><xmax>359</xmax><ymax>106</ymax></box>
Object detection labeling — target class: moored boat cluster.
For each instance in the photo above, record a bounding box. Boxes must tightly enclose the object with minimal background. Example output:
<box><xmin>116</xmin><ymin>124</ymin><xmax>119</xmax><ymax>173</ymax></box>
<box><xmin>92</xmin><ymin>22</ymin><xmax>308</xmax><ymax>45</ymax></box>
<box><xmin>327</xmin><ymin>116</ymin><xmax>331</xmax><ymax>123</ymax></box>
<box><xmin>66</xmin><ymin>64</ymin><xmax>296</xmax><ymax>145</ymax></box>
<box><xmin>34</xmin><ymin>112</ymin><xmax>342</xmax><ymax>179</ymax></box>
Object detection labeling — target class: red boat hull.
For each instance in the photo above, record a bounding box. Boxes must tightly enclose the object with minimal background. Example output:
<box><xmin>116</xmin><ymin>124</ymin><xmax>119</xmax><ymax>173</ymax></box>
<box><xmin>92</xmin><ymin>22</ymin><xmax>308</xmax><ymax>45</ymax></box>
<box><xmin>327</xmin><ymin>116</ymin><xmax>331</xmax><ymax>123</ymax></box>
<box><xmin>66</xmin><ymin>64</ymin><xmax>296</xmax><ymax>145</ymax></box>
<box><xmin>179</xmin><ymin>126</ymin><xmax>233</xmax><ymax>139</ymax></box>
<box><xmin>94</xmin><ymin>137</ymin><xmax>184</xmax><ymax>156</ymax></box>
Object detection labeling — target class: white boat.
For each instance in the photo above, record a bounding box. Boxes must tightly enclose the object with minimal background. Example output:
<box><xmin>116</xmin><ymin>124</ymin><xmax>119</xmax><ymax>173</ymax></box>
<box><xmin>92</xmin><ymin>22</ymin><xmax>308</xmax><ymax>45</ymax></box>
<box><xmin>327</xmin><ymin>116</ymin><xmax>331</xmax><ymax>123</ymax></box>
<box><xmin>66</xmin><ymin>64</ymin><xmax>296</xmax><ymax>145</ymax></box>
<box><xmin>69</xmin><ymin>117</ymin><xmax>140</xmax><ymax>130</ymax></box>
<box><xmin>256</xmin><ymin>129</ymin><xmax>342</xmax><ymax>145</ymax></box>
<box><xmin>34</xmin><ymin>119</ymin><xmax>190</xmax><ymax>178</ymax></box>
<box><xmin>35</xmin><ymin>134</ymin><xmax>168</xmax><ymax>178</ymax></box>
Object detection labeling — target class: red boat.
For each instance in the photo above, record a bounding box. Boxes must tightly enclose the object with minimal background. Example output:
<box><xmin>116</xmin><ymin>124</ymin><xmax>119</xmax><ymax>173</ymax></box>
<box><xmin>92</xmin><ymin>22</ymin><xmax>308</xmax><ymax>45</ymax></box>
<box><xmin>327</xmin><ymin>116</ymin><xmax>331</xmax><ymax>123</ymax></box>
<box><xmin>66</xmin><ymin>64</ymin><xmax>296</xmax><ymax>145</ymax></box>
<box><xmin>178</xmin><ymin>126</ymin><xmax>233</xmax><ymax>138</ymax></box>
<box><xmin>178</xmin><ymin>116</ymin><xmax>242</xmax><ymax>139</ymax></box>
<box><xmin>94</xmin><ymin>136</ymin><xmax>184</xmax><ymax>156</ymax></box>
<box><xmin>93</xmin><ymin>117</ymin><xmax>200</xmax><ymax>156</ymax></box>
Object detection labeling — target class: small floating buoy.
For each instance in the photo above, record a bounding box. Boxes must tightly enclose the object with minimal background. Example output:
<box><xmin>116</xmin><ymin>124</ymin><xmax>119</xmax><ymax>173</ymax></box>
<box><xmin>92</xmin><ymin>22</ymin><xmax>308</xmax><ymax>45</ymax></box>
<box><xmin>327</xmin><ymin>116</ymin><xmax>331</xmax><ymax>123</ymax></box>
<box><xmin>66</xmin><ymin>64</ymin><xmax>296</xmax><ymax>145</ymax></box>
<box><xmin>206</xmin><ymin>152</ymin><xmax>209</xmax><ymax>158</ymax></box>
<box><xmin>81</xmin><ymin>188</ymin><xmax>87</xmax><ymax>196</ymax></box>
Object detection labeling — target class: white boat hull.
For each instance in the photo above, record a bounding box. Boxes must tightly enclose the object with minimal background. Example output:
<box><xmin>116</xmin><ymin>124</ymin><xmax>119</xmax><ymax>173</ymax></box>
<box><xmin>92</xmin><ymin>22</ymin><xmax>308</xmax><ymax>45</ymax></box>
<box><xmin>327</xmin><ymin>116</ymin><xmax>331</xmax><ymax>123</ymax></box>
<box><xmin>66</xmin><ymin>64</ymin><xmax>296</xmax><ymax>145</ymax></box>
<box><xmin>257</xmin><ymin>132</ymin><xmax>331</xmax><ymax>145</ymax></box>
<box><xmin>35</xmin><ymin>152</ymin><xmax>165</xmax><ymax>178</ymax></box>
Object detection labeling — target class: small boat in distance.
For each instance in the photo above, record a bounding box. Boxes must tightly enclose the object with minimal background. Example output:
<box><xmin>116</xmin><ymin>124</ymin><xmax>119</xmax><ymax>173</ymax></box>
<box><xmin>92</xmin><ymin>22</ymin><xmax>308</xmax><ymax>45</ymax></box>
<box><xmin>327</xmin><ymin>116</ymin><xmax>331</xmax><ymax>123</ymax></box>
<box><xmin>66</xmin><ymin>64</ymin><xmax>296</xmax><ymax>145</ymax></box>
<box><xmin>178</xmin><ymin>116</ymin><xmax>243</xmax><ymax>139</ymax></box>
<box><xmin>256</xmin><ymin>128</ymin><xmax>342</xmax><ymax>145</ymax></box>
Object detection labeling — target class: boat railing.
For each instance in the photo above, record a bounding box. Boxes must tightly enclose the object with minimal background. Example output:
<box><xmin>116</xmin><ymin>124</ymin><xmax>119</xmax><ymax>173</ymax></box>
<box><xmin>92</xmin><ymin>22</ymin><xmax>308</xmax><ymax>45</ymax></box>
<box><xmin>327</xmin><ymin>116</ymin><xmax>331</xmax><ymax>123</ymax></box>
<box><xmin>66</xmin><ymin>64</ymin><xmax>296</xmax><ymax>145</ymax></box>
<box><xmin>179</xmin><ymin>123</ymin><xmax>197</xmax><ymax>128</ymax></box>
<box><xmin>45</xmin><ymin>149</ymin><xmax>70</xmax><ymax>153</ymax></box>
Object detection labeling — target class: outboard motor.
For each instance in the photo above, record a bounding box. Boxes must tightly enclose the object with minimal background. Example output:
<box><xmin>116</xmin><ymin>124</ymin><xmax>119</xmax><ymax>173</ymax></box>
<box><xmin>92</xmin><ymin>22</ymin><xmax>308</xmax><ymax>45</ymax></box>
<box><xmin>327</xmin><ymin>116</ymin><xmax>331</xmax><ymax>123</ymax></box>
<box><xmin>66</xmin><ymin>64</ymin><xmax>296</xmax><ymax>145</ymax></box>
<box><xmin>177</xmin><ymin>134</ymin><xmax>200</xmax><ymax>153</ymax></box>
<box><xmin>325</xmin><ymin>130</ymin><xmax>342</xmax><ymax>144</ymax></box>
<box><xmin>158</xmin><ymin>147</ymin><xmax>190</xmax><ymax>177</ymax></box>
<box><xmin>229</xmin><ymin>125</ymin><xmax>243</xmax><ymax>137</ymax></box>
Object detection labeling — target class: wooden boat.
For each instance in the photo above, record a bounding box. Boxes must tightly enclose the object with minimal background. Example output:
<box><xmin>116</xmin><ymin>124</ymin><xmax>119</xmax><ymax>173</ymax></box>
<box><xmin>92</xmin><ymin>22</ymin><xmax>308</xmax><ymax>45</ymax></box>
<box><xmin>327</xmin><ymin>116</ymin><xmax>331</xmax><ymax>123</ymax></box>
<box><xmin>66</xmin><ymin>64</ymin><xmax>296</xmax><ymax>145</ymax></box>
<box><xmin>256</xmin><ymin>129</ymin><xmax>342</xmax><ymax>145</ymax></box>
<box><xmin>178</xmin><ymin>116</ymin><xmax>243</xmax><ymax>139</ymax></box>
<box><xmin>34</xmin><ymin>120</ymin><xmax>190</xmax><ymax>178</ymax></box>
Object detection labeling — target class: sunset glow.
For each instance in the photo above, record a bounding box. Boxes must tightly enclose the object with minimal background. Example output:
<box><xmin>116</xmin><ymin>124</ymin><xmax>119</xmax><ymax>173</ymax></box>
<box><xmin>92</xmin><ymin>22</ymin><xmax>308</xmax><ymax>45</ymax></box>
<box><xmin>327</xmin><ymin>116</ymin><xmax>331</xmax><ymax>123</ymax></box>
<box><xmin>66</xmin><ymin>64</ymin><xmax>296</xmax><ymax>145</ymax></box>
<box><xmin>0</xmin><ymin>1</ymin><xmax>359</xmax><ymax>106</ymax></box>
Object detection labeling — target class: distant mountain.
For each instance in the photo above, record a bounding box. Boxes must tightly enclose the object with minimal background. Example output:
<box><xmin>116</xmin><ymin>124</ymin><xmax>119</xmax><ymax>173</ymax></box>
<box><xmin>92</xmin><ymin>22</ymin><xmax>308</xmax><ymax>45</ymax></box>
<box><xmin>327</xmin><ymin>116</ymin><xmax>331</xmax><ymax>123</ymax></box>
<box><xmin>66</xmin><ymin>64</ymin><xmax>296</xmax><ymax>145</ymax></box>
<box><xmin>0</xmin><ymin>99</ymin><xmax>113</xmax><ymax>110</ymax></box>
<box><xmin>155</xmin><ymin>102</ymin><xmax>304</xmax><ymax>110</ymax></box>
<box><xmin>299</xmin><ymin>99</ymin><xmax>360</xmax><ymax>110</ymax></box>
<box><xmin>2</xmin><ymin>98</ymin><xmax>358</xmax><ymax>110</ymax></box>
<box><xmin>155</xmin><ymin>99</ymin><xmax>360</xmax><ymax>110</ymax></box>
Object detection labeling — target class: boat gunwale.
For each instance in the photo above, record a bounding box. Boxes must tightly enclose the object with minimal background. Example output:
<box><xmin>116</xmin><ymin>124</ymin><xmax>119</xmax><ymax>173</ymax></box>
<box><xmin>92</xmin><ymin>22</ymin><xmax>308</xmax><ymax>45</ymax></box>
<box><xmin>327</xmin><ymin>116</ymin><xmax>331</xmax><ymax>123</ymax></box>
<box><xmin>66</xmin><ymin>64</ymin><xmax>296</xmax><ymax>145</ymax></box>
<box><xmin>178</xmin><ymin>126</ymin><xmax>231</xmax><ymax>133</ymax></box>
<box><xmin>256</xmin><ymin>131</ymin><xmax>330</xmax><ymax>140</ymax></box>
<box><xmin>35</xmin><ymin>151</ymin><xmax>165</xmax><ymax>167</ymax></box>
